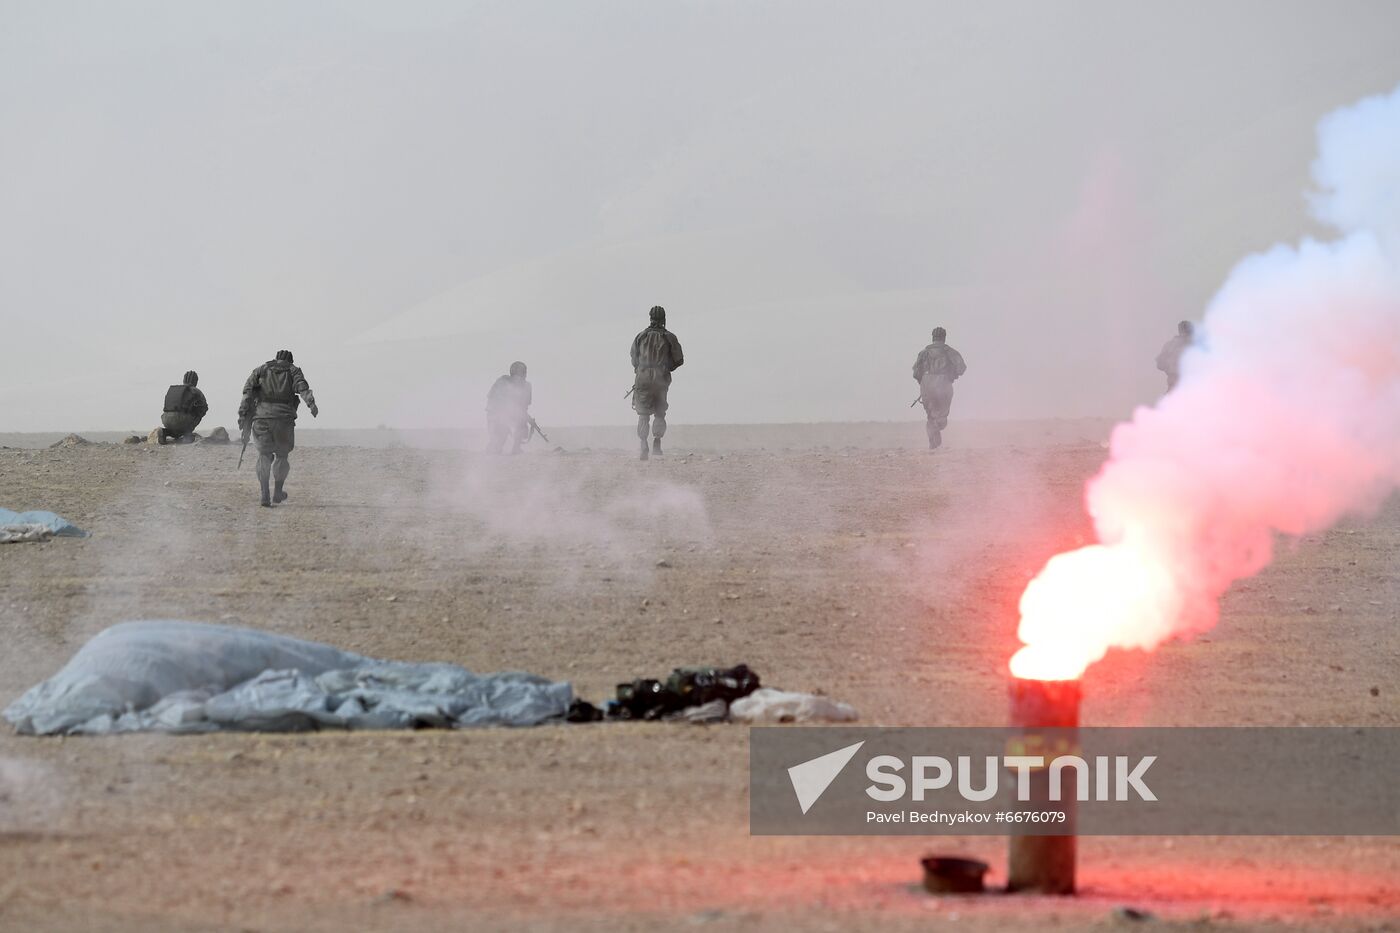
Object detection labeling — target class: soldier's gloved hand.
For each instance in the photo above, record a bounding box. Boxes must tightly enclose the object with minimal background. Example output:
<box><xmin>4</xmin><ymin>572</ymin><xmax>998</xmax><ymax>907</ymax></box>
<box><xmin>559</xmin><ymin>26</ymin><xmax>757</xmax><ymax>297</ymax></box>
<box><xmin>309</xmin><ymin>402</ymin><xmax>319</xmax><ymax>418</ymax></box>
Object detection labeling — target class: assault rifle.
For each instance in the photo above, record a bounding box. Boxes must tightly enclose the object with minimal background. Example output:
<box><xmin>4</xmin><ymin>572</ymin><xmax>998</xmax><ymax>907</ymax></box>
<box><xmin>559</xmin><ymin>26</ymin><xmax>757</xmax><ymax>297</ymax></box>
<box><xmin>237</xmin><ymin>391</ymin><xmax>257</xmax><ymax>468</ymax></box>
<box><xmin>527</xmin><ymin>417</ymin><xmax>550</xmax><ymax>444</ymax></box>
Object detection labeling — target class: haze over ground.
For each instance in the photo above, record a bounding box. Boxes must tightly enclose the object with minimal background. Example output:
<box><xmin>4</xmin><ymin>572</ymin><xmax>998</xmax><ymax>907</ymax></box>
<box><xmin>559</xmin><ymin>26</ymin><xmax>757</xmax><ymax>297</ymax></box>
<box><xmin>3</xmin><ymin>1</ymin><xmax>1399</xmax><ymax>433</ymax></box>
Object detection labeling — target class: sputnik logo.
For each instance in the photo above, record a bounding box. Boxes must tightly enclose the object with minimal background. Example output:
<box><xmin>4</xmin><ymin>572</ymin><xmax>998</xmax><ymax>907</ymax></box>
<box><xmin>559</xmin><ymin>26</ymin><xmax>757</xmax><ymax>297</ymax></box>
<box><xmin>788</xmin><ymin>741</ymin><xmax>865</xmax><ymax>814</ymax></box>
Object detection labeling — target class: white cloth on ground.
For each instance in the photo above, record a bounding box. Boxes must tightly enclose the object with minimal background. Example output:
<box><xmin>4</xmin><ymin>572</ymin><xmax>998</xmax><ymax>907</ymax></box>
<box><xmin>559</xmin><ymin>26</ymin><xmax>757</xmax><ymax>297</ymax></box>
<box><xmin>727</xmin><ymin>688</ymin><xmax>859</xmax><ymax>723</ymax></box>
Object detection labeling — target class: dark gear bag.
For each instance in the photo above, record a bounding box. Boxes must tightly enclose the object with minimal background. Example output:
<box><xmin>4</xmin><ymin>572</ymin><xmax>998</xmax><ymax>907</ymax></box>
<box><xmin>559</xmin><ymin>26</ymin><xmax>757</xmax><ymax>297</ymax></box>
<box><xmin>920</xmin><ymin>346</ymin><xmax>953</xmax><ymax>379</ymax></box>
<box><xmin>611</xmin><ymin>664</ymin><xmax>761</xmax><ymax>720</ymax></box>
<box><xmin>613</xmin><ymin>678</ymin><xmax>668</xmax><ymax>719</ymax></box>
<box><xmin>634</xmin><ymin>329</ymin><xmax>673</xmax><ymax>371</ymax></box>
<box><xmin>163</xmin><ymin>385</ymin><xmax>196</xmax><ymax>414</ymax></box>
<box><xmin>666</xmin><ymin>664</ymin><xmax>761</xmax><ymax>707</ymax></box>
<box><xmin>259</xmin><ymin>361</ymin><xmax>297</xmax><ymax>403</ymax></box>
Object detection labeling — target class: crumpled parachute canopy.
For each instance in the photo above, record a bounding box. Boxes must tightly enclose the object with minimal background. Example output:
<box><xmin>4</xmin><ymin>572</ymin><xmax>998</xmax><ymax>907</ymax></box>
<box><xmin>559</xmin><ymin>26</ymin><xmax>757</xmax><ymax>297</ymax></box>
<box><xmin>0</xmin><ymin>509</ymin><xmax>87</xmax><ymax>538</ymax></box>
<box><xmin>5</xmin><ymin>621</ymin><xmax>573</xmax><ymax>735</ymax></box>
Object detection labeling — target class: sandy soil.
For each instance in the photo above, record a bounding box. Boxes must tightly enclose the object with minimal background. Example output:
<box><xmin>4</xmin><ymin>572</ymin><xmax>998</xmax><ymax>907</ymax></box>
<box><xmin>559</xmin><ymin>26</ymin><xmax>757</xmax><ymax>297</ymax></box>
<box><xmin>0</xmin><ymin>423</ymin><xmax>1396</xmax><ymax>932</ymax></box>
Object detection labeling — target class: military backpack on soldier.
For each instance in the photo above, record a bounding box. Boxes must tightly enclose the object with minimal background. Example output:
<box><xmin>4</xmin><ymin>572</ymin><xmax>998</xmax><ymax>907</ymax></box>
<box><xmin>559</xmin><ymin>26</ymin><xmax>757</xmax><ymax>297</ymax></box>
<box><xmin>634</xmin><ymin>329</ymin><xmax>673</xmax><ymax>371</ymax></box>
<box><xmin>259</xmin><ymin>360</ymin><xmax>297</xmax><ymax>403</ymax></box>
<box><xmin>163</xmin><ymin>384</ymin><xmax>198</xmax><ymax>414</ymax></box>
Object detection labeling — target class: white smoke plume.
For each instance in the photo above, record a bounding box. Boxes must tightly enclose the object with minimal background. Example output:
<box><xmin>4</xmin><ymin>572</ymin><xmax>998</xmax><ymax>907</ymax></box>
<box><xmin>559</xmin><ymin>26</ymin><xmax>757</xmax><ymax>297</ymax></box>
<box><xmin>1011</xmin><ymin>83</ymin><xmax>1400</xmax><ymax>680</ymax></box>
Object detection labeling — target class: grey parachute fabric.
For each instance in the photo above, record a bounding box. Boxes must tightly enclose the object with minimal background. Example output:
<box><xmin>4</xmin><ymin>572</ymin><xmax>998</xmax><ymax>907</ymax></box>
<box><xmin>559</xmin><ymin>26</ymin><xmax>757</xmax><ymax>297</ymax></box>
<box><xmin>0</xmin><ymin>509</ymin><xmax>87</xmax><ymax>542</ymax></box>
<box><xmin>4</xmin><ymin>621</ymin><xmax>574</xmax><ymax>735</ymax></box>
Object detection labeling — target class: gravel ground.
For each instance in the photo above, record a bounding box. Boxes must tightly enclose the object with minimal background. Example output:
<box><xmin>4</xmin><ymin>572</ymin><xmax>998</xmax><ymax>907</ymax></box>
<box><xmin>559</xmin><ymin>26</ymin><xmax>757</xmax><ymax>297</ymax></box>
<box><xmin>0</xmin><ymin>426</ymin><xmax>1395</xmax><ymax>932</ymax></box>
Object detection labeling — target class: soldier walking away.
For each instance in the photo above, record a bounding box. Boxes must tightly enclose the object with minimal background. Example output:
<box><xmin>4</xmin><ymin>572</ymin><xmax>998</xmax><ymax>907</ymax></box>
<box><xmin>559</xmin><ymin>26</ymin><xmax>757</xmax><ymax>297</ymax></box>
<box><xmin>158</xmin><ymin>371</ymin><xmax>209</xmax><ymax>444</ymax></box>
<box><xmin>1156</xmin><ymin>320</ymin><xmax>1194</xmax><ymax>392</ymax></box>
<box><xmin>912</xmin><ymin>326</ymin><xmax>967</xmax><ymax>451</ymax></box>
<box><xmin>631</xmin><ymin>305</ymin><xmax>684</xmax><ymax>460</ymax></box>
<box><xmin>486</xmin><ymin>361</ymin><xmax>533</xmax><ymax>455</ymax></box>
<box><xmin>238</xmin><ymin>350</ymin><xmax>317</xmax><ymax>508</ymax></box>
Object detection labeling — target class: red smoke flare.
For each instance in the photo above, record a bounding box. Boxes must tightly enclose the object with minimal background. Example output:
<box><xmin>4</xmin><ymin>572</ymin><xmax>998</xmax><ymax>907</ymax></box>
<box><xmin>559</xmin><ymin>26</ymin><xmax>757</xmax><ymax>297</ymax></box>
<box><xmin>1008</xmin><ymin>83</ymin><xmax>1400</xmax><ymax>682</ymax></box>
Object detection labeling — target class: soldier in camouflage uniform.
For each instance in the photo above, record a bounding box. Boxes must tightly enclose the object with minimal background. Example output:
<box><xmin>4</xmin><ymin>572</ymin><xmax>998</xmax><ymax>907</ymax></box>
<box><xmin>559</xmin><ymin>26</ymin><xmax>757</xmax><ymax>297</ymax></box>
<box><xmin>630</xmin><ymin>305</ymin><xmax>684</xmax><ymax>460</ymax></box>
<box><xmin>238</xmin><ymin>350</ymin><xmax>318</xmax><ymax>507</ymax></box>
<box><xmin>158</xmin><ymin>370</ymin><xmax>209</xmax><ymax>444</ymax></box>
<box><xmin>1155</xmin><ymin>320</ymin><xmax>1194</xmax><ymax>392</ymax></box>
<box><xmin>912</xmin><ymin>326</ymin><xmax>967</xmax><ymax>450</ymax></box>
<box><xmin>486</xmin><ymin>361</ymin><xmax>532</xmax><ymax>455</ymax></box>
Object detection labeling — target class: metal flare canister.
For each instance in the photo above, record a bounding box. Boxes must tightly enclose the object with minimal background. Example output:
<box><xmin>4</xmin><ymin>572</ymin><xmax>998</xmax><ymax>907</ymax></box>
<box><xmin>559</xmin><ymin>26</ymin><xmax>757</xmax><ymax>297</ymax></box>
<box><xmin>1006</xmin><ymin>677</ymin><xmax>1081</xmax><ymax>894</ymax></box>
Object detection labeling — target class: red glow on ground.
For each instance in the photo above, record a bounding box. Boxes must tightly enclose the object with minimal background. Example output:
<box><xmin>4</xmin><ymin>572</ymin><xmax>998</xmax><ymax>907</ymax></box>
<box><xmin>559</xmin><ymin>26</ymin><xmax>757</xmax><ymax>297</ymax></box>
<box><xmin>457</xmin><ymin>847</ymin><xmax>1400</xmax><ymax>923</ymax></box>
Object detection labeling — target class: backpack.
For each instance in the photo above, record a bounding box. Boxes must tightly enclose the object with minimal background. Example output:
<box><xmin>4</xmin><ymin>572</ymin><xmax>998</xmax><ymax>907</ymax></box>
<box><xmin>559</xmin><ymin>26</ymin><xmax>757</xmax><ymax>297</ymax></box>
<box><xmin>611</xmin><ymin>665</ymin><xmax>760</xmax><ymax>719</ymax></box>
<box><xmin>163</xmin><ymin>385</ymin><xmax>195</xmax><ymax>414</ymax></box>
<box><xmin>259</xmin><ymin>361</ymin><xmax>296</xmax><ymax>403</ymax></box>
<box><xmin>922</xmin><ymin>345</ymin><xmax>958</xmax><ymax>378</ymax></box>
<box><xmin>635</xmin><ymin>328</ymin><xmax>672</xmax><ymax>370</ymax></box>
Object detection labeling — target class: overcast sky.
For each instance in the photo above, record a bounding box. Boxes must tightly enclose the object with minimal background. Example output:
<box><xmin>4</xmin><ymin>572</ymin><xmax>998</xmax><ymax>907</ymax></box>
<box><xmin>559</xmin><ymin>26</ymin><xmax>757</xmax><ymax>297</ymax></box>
<box><xmin>3</xmin><ymin>0</ymin><xmax>1399</xmax><ymax>432</ymax></box>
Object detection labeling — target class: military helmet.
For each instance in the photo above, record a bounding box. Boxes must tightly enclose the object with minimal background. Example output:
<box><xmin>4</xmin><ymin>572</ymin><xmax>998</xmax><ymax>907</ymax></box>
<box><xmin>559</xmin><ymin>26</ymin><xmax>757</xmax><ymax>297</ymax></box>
<box><xmin>649</xmin><ymin>305</ymin><xmax>666</xmax><ymax>325</ymax></box>
<box><xmin>931</xmin><ymin>326</ymin><xmax>947</xmax><ymax>341</ymax></box>
<box><xmin>509</xmin><ymin>361</ymin><xmax>527</xmax><ymax>378</ymax></box>
<box><xmin>275</xmin><ymin>349</ymin><xmax>294</xmax><ymax>363</ymax></box>
<box><xmin>182</xmin><ymin>370</ymin><xmax>199</xmax><ymax>387</ymax></box>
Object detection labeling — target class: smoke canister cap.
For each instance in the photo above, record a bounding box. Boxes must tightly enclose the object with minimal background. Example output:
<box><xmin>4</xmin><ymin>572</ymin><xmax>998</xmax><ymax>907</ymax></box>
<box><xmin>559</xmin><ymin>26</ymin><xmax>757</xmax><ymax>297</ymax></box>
<box><xmin>921</xmin><ymin>856</ymin><xmax>989</xmax><ymax>895</ymax></box>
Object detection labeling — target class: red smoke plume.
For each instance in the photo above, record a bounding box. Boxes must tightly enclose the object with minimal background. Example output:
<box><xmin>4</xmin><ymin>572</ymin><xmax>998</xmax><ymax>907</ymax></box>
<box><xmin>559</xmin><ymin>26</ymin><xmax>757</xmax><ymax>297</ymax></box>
<box><xmin>1011</xmin><ymin>84</ymin><xmax>1400</xmax><ymax>681</ymax></box>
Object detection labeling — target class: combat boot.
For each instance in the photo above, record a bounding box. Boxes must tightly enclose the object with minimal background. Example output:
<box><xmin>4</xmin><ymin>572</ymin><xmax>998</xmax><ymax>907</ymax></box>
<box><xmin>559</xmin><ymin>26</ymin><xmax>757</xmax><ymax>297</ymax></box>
<box><xmin>273</xmin><ymin>484</ymin><xmax>288</xmax><ymax>503</ymax></box>
<box><xmin>652</xmin><ymin>437</ymin><xmax>663</xmax><ymax>456</ymax></box>
<box><xmin>639</xmin><ymin>438</ymin><xmax>649</xmax><ymax>461</ymax></box>
<box><xmin>259</xmin><ymin>479</ymin><xmax>272</xmax><ymax>508</ymax></box>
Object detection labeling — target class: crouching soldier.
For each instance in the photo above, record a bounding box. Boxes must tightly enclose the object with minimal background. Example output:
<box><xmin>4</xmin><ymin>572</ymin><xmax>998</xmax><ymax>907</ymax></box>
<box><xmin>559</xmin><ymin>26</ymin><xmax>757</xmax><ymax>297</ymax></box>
<box><xmin>239</xmin><ymin>350</ymin><xmax>317</xmax><ymax>508</ymax></box>
<box><xmin>486</xmin><ymin>361</ymin><xmax>532</xmax><ymax>455</ymax></box>
<box><xmin>159</xmin><ymin>370</ymin><xmax>208</xmax><ymax>443</ymax></box>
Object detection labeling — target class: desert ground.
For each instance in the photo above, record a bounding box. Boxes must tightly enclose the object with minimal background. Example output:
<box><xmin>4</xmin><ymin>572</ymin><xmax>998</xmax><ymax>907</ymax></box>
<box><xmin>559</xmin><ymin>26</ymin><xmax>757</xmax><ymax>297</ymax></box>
<box><xmin>0</xmin><ymin>421</ymin><xmax>1395</xmax><ymax>932</ymax></box>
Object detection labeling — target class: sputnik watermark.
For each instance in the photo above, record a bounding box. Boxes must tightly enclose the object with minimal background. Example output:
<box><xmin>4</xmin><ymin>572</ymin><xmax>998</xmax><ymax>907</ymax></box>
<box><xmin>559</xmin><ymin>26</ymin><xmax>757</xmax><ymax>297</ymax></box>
<box><xmin>865</xmin><ymin>754</ymin><xmax>1156</xmax><ymax>802</ymax></box>
<box><xmin>787</xmin><ymin>740</ymin><xmax>864</xmax><ymax>814</ymax></box>
<box><xmin>868</xmin><ymin>809</ymin><xmax>1067</xmax><ymax>825</ymax></box>
<box><xmin>751</xmin><ymin>727</ymin><xmax>1400</xmax><ymax>836</ymax></box>
<box><xmin>788</xmin><ymin>747</ymin><xmax>1155</xmax><ymax>815</ymax></box>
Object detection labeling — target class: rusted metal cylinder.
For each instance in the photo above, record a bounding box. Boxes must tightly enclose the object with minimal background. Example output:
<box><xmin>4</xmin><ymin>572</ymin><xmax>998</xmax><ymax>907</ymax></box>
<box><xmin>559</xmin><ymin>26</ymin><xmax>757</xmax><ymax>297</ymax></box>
<box><xmin>1008</xmin><ymin>678</ymin><xmax>1081</xmax><ymax>729</ymax></box>
<box><xmin>1006</xmin><ymin>677</ymin><xmax>1081</xmax><ymax>895</ymax></box>
<box><xmin>1007</xmin><ymin>832</ymin><xmax>1076</xmax><ymax>895</ymax></box>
